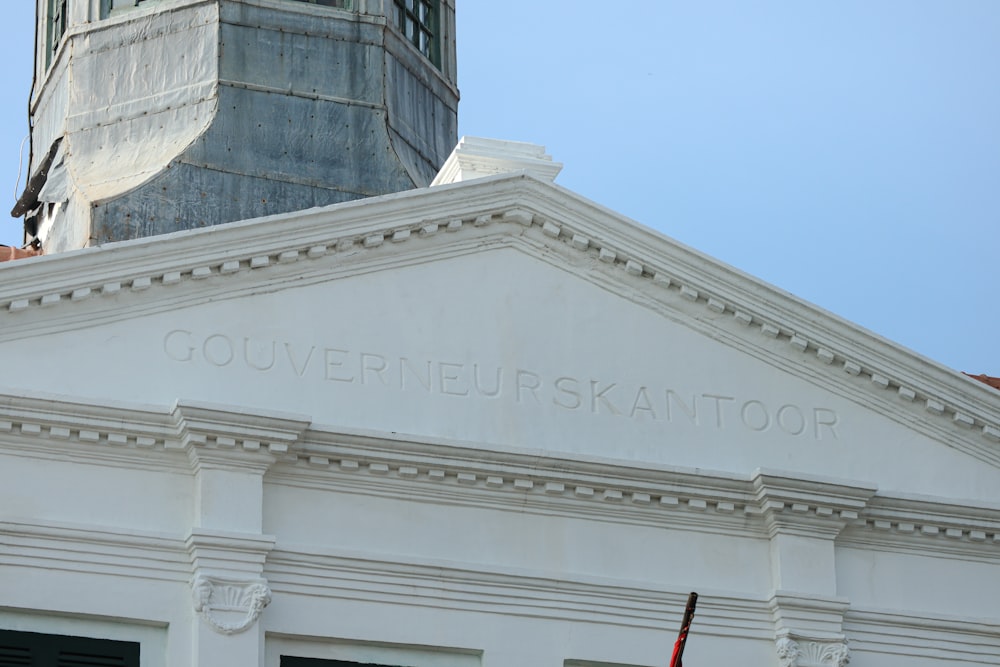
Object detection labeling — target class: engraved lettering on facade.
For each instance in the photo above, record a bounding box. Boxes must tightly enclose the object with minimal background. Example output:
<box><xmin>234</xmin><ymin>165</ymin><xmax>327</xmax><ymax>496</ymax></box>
<box><xmin>516</xmin><ymin>370</ymin><xmax>542</xmax><ymax>403</ymax></box>
<box><xmin>552</xmin><ymin>377</ymin><xmax>582</xmax><ymax>410</ymax></box>
<box><xmin>473</xmin><ymin>364</ymin><xmax>503</xmax><ymax>398</ymax></box>
<box><xmin>284</xmin><ymin>343</ymin><xmax>315</xmax><ymax>377</ymax></box>
<box><xmin>162</xmin><ymin>330</ymin><xmax>843</xmax><ymax>440</ymax></box>
<box><xmin>590</xmin><ymin>381</ymin><xmax>620</xmax><ymax>415</ymax></box>
<box><xmin>324</xmin><ymin>348</ymin><xmax>353</xmax><ymax>382</ymax></box>
<box><xmin>666</xmin><ymin>390</ymin><xmax>698</xmax><ymax>425</ymax></box>
<box><xmin>703</xmin><ymin>394</ymin><xmax>735</xmax><ymax>428</ymax></box>
<box><xmin>203</xmin><ymin>334</ymin><xmax>235</xmax><ymax>367</ymax></box>
<box><xmin>400</xmin><ymin>358</ymin><xmax>432</xmax><ymax>392</ymax></box>
<box><xmin>243</xmin><ymin>337</ymin><xmax>276</xmax><ymax>371</ymax></box>
<box><xmin>777</xmin><ymin>404</ymin><xmax>806</xmax><ymax>436</ymax></box>
<box><xmin>164</xmin><ymin>329</ymin><xmax>195</xmax><ymax>362</ymax></box>
<box><xmin>360</xmin><ymin>353</ymin><xmax>389</xmax><ymax>385</ymax></box>
<box><xmin>814</xmin><ymin>408</ymin><xmax>839</xmax><ymax>439</ymax></box>
<box><xmin>629</xmin><ymin>387</ymin><xmax>656</xmax><ymax>420</ymax></box>
<box><xmin>439</xmin><ymin>362</ymin><xmax>469</xmax><ymax>396</ymax></box>
<box><xmin>741</xmin><ymin>400</ymin><xmax>770</xmax><ymax>432</ymax></box>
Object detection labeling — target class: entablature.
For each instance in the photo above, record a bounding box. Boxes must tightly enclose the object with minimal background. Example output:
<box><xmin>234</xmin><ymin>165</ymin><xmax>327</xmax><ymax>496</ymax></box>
<box><xmin>2</xmin><ymin>392</ymin><xmax>998</xmax><ymax>560</ymax></box>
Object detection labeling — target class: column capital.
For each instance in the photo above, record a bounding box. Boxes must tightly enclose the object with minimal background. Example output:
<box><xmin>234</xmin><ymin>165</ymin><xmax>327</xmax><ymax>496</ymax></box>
<box><xmin>776</xmin><ymin>634</ymin><xmax>850</xmax><ymax>667</ymax></box>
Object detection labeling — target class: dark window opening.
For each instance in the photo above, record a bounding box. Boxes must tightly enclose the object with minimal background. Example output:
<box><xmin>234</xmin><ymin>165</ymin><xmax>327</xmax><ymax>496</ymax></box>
<box><xmin>282</xmin><ymin>660</ymin><xmax>409</xmax><ymax>667</ymax></box>
<box><xmin>0</xmin><ymin>629</ymin><xmax>140</xmax><ymax>667</ymax></box>
<box><xmin>46</xmin><ymin>0</ymin><xmax>68</xmax><ymax>67</ymax></box>
<box><xmin>291</xmin><ymin>0</ymin><xmax>353</xmax><ymax>7</ymax></box>
<box><xmin>392</xmin><ymin>0</ymin><xmax>440</xmax><ymax>66</ymax></box>
<box><xmin>100</xmin><ymin>0</ymin><xmax>154</xmax><ymax>19</ymax></box>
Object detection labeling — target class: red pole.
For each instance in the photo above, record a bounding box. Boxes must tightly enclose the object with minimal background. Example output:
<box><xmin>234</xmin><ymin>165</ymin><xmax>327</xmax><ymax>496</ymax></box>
<box><xmin>668</xmin><ymin>592</ymin><xmax>698</xmax><ymax>667</ymax></box>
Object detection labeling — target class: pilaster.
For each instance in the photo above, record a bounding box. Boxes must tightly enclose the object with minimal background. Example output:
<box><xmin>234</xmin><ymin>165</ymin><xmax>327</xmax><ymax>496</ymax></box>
<box><xmin>752</xmin><ymin>469</ymin><xmax>876</xmax><ymax>666</ymax></box>
<box><xmin>173</xmin><ymin>401</ymin><xmax>310</xmax><ymax>666</ymax></box>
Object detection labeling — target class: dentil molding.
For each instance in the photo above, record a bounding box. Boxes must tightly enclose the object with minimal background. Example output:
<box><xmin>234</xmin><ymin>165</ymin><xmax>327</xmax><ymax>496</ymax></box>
<box><xmin>0</xmin><ymin>173</ymin><xmax>996</xmax><ymax>458</ymax></box>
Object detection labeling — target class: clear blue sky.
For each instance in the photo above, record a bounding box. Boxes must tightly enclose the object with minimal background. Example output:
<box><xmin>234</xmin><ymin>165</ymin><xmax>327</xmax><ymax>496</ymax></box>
<box><xmin>1</xmin><ymin>2</ymin><xmax>997</xmax><ymax>375</ymax></box>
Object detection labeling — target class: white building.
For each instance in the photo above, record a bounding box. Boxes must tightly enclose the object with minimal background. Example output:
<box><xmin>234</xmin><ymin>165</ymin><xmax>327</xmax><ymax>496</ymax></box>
<box><xmin>3</xmin><ymin>2</ymin><xmax>1000</xmax><ymax>667</ymax></box>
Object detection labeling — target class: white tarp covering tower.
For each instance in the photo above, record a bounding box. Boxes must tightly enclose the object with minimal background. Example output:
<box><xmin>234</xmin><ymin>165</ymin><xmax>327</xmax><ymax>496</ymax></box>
<box><xmin>14</xmin><ymin>0</ymin><xmax>458</xmax><ymax>253</ymax></box>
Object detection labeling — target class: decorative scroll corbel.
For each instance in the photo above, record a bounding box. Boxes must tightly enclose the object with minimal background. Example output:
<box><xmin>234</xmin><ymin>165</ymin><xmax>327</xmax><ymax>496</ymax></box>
<box><xmin>776</xmin><ymin>636</ymin><xmax>849</xmax><ymax>667</ymax></box>
<box><xmin>191</xmin><ymin>574</ymin><xmax>271</xmax><ymax>635</ymax></box>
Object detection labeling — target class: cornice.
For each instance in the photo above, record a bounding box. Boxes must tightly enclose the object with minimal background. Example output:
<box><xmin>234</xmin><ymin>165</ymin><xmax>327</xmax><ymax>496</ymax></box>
<box><xmin>0</xmin><ymin>390</ymin><xmax>184</xmax><ymax>472</ymax></box>
<box><xmin>0</xmin><ymin>520</ymin><xmax>773</xmax><ymax>641</ymax></box>
<box><xmin>172</xmin><ymin>400</ymin><xmax>310</xmax><ymax>474</ymax></box>
<box><xmin>265</xmin><ymin>545</ymin><xmax>774</xmax><ymax>639</ymax></box>
<box><xmin>2</xmin><ymin>392</ymin><xmax>999</xmax><ymax>557</ymax></box>
<box><xmin>187</xmin><ymin>528</ymin><xmax>276</xmax><ymax>578</ymax></box>
<box><xmin>844</xmin><ymin>607</ymin><xmax>1000</xmax><ymax>662</ymax></box>
<box><xmin>0</xmin><ymin>393</ymin><xmax>309</xmax><ymax>476</ymax></box>
<box><xmin>268</xmin><ymin>447</ymin><xmax>762</xmax><ymax>539</ymax></box>
<box><xmin>838</xmin><ymin>493</ymin><xmax>1000</xmax><ymax>562</ymax></box>
<box><xmin>0</xmin><ymin>175</ymin><xmax>996</xmax><ymax>465</ymax></box>
<box><xmin>0</xmin><ymin>519</ymin><xmax>189</xmax><ymax>582</ymax></box>
<box><xmin>752</xmin><ymin>470</ymin><xmax>876</xmax><ymax>540</ymax></box>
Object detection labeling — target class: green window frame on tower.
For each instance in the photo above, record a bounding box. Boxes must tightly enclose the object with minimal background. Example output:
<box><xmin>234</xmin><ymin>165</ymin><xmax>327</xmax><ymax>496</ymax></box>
<box><xmin>292</xmin><ymin>0</ymin><xmax>353</xmax><ymax>7</ymax></box>
<box><xmin>99</xmin><ymin>1</ymin><xmax>353</xmax><ymax>20</ymax></box>
<box><xmin>46</xmin><ymin>0</ymin><xmax>68</xmax><ymax>67</ymax></box>
<box><xmin>100</xmin><ymin>0</ymin><xmax>152</xmax><ymax>18</ymax></box>
<box><xmin>392</xmin><ymin>0</ymin><xmax>440</xmax><ymax>67</ymax></box>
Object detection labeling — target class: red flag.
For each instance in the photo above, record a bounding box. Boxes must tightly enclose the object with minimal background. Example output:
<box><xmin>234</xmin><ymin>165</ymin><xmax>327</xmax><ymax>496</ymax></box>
<box><xmin>669</xmin><ymin>592</ymin><xmax>698</xmax><ymax>667</ymax></box>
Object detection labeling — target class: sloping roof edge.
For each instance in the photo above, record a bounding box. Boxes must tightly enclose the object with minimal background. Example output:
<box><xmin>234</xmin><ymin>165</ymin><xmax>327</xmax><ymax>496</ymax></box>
<box><xmin>966</xmin><ymin>374</ymin><xmax>1000</xmax><ymax>391</ymax></box>
<box><xmin>0</xmin><ymin>172</ymin><xmax>997</xmax><ymax>450</ymax></box>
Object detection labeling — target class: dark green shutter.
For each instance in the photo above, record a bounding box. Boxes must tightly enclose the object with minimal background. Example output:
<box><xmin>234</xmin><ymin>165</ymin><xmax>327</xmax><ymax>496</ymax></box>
<box><xmin>281</xmin><ymin>659</ymin><xmax>408</xmax><ymax>667</ymax></box>
<box><xmin>0</xmin><ymin>630</ymin><xmax>139</xmax><ymax>667</ymax></box>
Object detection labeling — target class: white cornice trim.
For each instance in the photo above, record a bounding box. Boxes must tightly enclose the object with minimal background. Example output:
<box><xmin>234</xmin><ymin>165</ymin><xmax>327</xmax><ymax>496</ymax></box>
<box><xmin>844</xmin><ymin>607</ymin><xmax>1000</xmax><ymax>661</ymax></box>
<box><xmin>0</xmin><ymin>514</ymin><xmax>773</xmax><ymax>641</ymax></box>
<box><xmin>265</xmin><ymin>545</ymin><xmax>773</xmax><ymax>639</ymax></box>
<box><xmin>2</xmin><ymin>393</ymin><xmax>999</xmax><ymax>559</ymax></box>
<box><xmin>839</xmin><ymin>492</ymin><xmax>1000</xmax><ymax>562</ymax></box>
<box><xmin>0</xmin><ymin>519</ymin><xmax>189</xmax><ymax>581</ymax></box>
<box><xmin>0</xmin><ymin>176</ymin><xmax>996</xmax><ymax>464</ymax></box>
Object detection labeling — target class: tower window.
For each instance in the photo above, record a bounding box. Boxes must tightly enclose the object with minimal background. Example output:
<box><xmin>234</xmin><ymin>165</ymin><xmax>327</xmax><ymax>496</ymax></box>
<box><xmin>392</xmin><ymin>0</ymin><xmax>439</xmax><ymax>66</ymax></box>
<box><xmin>46</xmin><ymin>0</ymin><xmax>68</xmax><ymax>67</ymax></box>
<box><xmin>101</xmin><ymin>0</ymin><xmax>154</xmax><ymax>18</ymax></box>
<box><xmin>293</xmin><ymin>0</ymin><xmax>353</xmax><ymax>6</ymax></box>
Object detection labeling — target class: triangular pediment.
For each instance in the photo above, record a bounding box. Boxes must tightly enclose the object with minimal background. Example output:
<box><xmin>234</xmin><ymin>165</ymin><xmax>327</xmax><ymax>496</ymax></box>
<box><xmin>1</xmin><ymin>174</ymin><xmax>998</xmax><ymax>502</ymax></box>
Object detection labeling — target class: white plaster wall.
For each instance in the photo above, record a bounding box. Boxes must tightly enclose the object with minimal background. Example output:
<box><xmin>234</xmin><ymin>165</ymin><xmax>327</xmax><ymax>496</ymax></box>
<box><xmin>0</xmin><ymin>568</ymin><xmax>190</xmax><ymax>667</ymax></box>
<box><xmin>0</xmin><ymin>451</ymin><xmax>193</xmax><ymax>532</ymax></box>
<box><xmin>836</xmin><ymin>546</ymin><xmax>1000</xmax><ymax>620</ymax></box>
<box><xmin>263</xmin><ymin>482</ymin><xmax>773</xmax><ymax>596</ymax></box>
<box><xmin>3</xmin><ymin>248</ymin><xmax>999</xmax><ymax>502</ymax></box>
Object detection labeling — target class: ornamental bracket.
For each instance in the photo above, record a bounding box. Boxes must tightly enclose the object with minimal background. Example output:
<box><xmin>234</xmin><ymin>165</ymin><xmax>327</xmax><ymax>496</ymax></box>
<box><xmin>776</xmin><ymin>634</ymin><xmax>850</xmax><ymax>667</ymax></box>
<box><xmin>191</xmin><ymin>574</ymin><xmax>271</xmax><ymax>635</ymax></box>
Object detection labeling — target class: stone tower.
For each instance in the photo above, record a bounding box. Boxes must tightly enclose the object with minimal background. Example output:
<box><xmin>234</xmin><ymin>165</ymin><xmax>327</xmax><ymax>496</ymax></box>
<box><xmin>14</xmin><ymin>0</ymin><xmax>458</xmax><ymax>253</ymax></box>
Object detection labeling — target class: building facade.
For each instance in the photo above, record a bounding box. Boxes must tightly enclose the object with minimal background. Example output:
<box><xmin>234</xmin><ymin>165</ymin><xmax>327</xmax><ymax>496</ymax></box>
<box><xmin>3</xmin><ymin>143</ymin><xmax>1000</xmax><ymax>665</ymax></box>
<box><xmin>3</xmin><ymin>2</ymin><xmax>1000</xmax><ymax>666</ymax></box>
